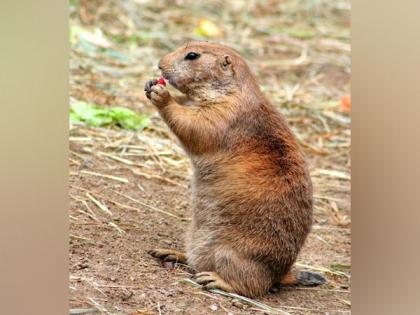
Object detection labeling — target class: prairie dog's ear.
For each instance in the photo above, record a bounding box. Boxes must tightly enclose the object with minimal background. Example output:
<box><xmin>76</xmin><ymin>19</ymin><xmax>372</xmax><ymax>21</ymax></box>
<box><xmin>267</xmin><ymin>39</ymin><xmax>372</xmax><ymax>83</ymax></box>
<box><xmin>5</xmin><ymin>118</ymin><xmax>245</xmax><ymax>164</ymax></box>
<box><xmin>221</xmin><ymin>55</ymin><xmax>232</xmax><ymax>70</ymax></box>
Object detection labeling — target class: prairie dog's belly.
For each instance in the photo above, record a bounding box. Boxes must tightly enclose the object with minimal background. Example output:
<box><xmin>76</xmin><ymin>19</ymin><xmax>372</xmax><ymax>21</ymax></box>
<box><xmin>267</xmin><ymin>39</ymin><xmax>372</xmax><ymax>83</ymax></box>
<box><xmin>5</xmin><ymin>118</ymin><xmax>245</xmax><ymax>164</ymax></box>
<box><xmin>191</xmin><ymin>159</ymin><xmax>290</xmax><ymax>223</ymax></box>
<box><xmin>190</xmin><ymin>160</ymin><xmax>312</xmax><ymax>246</ymax></box>
<box><xmin>185</xmin><ymin>221</ymin><xmax>216</xmax><ymax>270</ymax></box>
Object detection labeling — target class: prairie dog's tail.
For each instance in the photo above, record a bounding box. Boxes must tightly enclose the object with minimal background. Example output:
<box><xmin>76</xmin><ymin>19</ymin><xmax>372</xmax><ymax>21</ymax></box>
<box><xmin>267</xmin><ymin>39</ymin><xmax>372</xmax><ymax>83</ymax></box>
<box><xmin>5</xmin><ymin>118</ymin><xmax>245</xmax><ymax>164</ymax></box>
<box><xmin>280</xmin><ymin>269</ymin><xmax>326</xmax><ymax>287</ymax></box>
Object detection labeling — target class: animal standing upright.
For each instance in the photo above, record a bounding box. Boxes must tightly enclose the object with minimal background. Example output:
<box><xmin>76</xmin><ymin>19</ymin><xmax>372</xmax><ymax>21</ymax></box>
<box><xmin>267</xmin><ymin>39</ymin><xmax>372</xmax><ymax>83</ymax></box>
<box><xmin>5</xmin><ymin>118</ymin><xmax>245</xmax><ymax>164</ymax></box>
<box><xmin>145</xmin><ymin>41</ymin><xmax>325</xmax><ymax>297</ymax></box>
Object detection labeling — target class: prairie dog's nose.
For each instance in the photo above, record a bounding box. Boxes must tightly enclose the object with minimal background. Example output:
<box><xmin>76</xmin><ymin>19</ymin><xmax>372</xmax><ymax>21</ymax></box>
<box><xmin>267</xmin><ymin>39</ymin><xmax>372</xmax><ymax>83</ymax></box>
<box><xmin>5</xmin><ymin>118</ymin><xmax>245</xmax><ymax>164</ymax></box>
<box><xmin>158</xmin><ymin>54</ymin><xmax>171</xmax><ymax>71</ymax></box>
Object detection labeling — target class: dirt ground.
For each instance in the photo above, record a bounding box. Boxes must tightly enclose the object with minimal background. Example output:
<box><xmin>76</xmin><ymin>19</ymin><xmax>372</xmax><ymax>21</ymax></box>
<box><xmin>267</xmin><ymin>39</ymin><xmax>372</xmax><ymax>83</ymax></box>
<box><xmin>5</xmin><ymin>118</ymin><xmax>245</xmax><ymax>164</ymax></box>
<box><xmin>69</xmin><ymin>1</ymin><xmax>350</xmax><ymax>314</ymax></box>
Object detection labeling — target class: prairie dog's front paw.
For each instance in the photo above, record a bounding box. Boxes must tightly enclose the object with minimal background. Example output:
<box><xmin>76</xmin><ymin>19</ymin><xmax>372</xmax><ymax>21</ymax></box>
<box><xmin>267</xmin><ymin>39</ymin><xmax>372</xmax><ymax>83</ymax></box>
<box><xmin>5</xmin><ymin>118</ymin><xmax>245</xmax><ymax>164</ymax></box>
<box><xmin>145</xmin><ymin>82</ymin><xmax>172</xmax><ymax>108</ymax></box>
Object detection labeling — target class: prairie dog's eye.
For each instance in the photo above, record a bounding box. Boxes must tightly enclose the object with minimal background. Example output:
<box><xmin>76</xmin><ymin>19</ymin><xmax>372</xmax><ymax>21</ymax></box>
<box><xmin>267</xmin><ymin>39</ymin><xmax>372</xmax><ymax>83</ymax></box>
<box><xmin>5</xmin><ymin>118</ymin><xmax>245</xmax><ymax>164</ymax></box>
<box><xmin>185</xmin><ymin>52</ymin><xmax>200</xmax><ymax>61</ymax></box>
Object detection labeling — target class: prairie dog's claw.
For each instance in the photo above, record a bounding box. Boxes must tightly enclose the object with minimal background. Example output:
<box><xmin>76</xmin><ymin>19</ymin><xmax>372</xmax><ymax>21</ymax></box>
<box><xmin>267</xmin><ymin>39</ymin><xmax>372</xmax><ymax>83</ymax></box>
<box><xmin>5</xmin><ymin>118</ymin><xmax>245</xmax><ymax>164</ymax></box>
<box><xmin>144</xmin><ymin>79</ymin><xmax>158</xmax><ymax>92</ymax></box>
<box><xmin>148</xmin><ymin>84</ymin><xmax>171</xmax><ymax>107</ymax></box>
<box><xmin>148</xmin><ymin>248</ymin><xmax>187</xmax><ymax>264</ymax></box>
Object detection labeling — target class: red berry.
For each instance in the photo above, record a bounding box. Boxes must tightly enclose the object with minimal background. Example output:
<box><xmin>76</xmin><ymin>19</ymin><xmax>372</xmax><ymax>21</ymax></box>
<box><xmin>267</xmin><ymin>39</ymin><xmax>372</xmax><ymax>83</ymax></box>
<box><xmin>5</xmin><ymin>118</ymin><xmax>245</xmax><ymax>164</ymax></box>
<box><xmin>157</xmin><ymin>77</ymin><xmax>166</xmax><ymax>86</ymax></box>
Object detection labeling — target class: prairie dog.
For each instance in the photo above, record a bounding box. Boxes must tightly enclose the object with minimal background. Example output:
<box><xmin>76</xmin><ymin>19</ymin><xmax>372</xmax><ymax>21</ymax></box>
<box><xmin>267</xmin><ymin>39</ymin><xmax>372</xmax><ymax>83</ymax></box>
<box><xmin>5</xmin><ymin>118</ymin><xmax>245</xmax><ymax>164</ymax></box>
<box><xmin>145</xmin><ymin>41</ymin><xmax>325</xmax><ymax>297</ymax></box>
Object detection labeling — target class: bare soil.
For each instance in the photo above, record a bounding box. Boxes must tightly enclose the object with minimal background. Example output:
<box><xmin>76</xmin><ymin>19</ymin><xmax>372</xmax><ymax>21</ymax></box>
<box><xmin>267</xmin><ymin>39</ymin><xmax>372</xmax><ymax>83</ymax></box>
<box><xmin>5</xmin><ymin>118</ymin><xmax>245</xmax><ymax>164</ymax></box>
<box><xmin>69</xmin><ymin>148</ymin><xmax>350</xmax><ymax>314</ymax></box>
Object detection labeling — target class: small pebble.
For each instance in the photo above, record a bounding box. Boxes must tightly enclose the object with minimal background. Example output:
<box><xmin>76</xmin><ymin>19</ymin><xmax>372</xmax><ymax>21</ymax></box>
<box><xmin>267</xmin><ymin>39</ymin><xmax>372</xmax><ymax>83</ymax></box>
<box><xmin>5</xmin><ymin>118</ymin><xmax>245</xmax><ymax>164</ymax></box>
<box><xmin>209</xmin><ymin>304</ymin><xmax>218</xmax><ymax>311</ymax></box>
<box><xmin>232</xmin><ymin>299</ymin><xmax>247</xmax><ymax>309</ymax></box>
<box><xmin>162</xmin><ymin>261</ymin><xmax>175</xmax><ymax>269</ymax></box>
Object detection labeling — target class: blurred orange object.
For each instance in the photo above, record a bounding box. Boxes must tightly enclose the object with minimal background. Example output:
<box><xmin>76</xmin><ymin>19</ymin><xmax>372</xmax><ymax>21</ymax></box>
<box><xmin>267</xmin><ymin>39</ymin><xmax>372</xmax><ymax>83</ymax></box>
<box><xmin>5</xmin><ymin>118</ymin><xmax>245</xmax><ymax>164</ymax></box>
<box><xmin>340</xmin><ymin>95</ymin><xmax>351</xmax><ymax>113</ymax></box>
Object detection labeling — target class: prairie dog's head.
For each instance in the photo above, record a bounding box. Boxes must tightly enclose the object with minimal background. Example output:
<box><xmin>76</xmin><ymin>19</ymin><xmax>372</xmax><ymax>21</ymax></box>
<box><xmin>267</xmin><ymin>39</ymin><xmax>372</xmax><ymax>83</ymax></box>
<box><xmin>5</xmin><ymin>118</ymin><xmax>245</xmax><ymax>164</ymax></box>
<box><xmin>158</xmin><ymin>41</ymin><xmax>251</xmax><ymax>102</ymax></box>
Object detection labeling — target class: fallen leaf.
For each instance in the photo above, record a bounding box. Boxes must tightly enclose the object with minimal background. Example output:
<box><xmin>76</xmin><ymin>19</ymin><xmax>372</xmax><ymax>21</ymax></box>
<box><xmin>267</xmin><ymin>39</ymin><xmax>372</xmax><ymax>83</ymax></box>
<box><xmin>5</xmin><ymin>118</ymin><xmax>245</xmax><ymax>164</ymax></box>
<box><xmin>340</xmin><ymin>95</ymin><xmax>351</xmax><ymax>113</ymax></box>
<box><xmin>195</xmin><ymin>19</ymin><xmax>222</xmax><ymax>38</ymax></box>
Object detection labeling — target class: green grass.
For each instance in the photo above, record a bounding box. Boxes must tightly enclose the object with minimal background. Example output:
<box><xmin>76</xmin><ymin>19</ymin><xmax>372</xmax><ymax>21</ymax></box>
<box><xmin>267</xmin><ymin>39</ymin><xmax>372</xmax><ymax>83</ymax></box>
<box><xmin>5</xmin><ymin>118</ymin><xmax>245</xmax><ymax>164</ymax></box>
<box><xmin>70</xmin><ymin>101</ymin><xmax>149</xmax><ymax>131</ymax></box>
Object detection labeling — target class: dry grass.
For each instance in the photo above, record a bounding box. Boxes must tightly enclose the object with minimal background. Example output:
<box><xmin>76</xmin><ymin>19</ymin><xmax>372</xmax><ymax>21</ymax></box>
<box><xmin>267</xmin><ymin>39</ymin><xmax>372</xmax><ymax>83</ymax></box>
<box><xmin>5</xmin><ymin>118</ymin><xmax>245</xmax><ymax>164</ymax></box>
<box><xmin>69</xmin><ymin>0</ymin><xmax>350</xmax><ymax>314</ymax></box>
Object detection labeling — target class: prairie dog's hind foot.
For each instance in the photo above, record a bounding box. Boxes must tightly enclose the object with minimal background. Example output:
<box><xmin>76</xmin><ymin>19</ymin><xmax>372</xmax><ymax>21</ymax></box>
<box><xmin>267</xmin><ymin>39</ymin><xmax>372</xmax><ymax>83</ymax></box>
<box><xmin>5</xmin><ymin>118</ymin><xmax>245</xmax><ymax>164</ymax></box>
<box><xmin>148</xmin><ymin>248</ymin><xmax>187</xmax><ymax>264</ymax></box>
<box><xmin>193</xmin><ymin>271</ymin><xmax>234</xmax><ymax>293</ymax></box>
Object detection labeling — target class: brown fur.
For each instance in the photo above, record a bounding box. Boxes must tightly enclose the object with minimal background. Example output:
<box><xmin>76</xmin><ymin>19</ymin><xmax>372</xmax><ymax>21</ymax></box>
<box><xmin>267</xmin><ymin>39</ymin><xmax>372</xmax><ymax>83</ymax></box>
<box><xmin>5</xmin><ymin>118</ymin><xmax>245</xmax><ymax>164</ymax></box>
<box><xmin>145</xmin><ymin>41</ymin><xmax>320</xmax><ymax>297</ymax></box>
